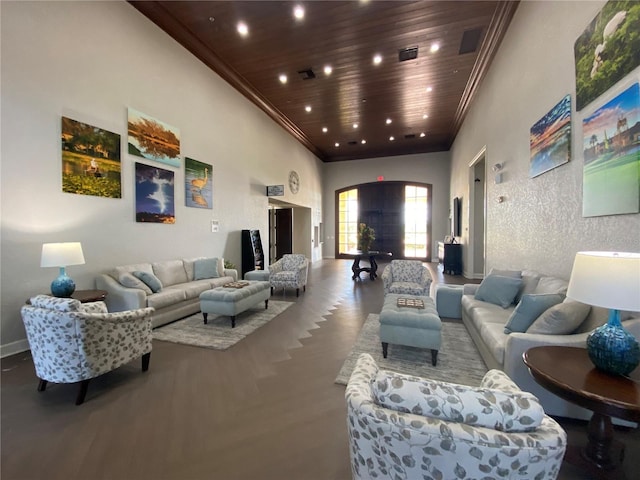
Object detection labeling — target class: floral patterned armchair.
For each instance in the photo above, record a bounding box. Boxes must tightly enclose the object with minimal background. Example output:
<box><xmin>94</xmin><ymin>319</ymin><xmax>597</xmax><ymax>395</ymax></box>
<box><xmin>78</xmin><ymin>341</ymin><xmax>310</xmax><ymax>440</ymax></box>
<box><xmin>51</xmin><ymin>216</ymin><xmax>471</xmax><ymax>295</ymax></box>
<box><xmin>346</xmin><ymin>354</ymin><xmax>567</xmax><ymax>480</ymax></box>
<box><xmin>21</xmin><ymin>295</ymin><xmax>154</xmax><ymax>405</ymax></box>
<box><xmin>381</xmin><ymin>259</ymin><xmax>432</xmax><ymax>296</ymax></box>
<box><xmin>269</xmin><ymin>254</ymin><xmax>309</xmax><ymax>297</ymax></box>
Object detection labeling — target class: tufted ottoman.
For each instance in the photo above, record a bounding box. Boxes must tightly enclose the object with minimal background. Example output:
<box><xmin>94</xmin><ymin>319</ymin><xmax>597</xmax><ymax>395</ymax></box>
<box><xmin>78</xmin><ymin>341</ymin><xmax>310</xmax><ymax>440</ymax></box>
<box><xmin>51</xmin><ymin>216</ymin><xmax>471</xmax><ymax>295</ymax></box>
<box><xmin>199</xmin><ymin>281</ymin><xmax>270</xmax><ymax>328</ymax></box>
<box><xmin>435</xmin><ymin>284</ymin><xmax>463</xmax><ymax>319</ymax></box>
<box><xmin>244</xmin><ymin>269</ymin><xmax>270</xmax><ymax>281</ymax></box>
<box><xmin>379</xmin><ymin>293</ymin><xmax>442</xmax><ymax>366</ymax></box>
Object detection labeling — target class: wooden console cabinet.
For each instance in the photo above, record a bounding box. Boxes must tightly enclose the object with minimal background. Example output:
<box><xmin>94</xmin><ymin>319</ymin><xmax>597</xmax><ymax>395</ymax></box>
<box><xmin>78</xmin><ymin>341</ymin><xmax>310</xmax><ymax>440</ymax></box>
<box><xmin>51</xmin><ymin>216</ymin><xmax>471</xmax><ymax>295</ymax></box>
<box><xmin>438</xmin><ymin>242</ymin><xmax>462</xmax><ymax>275</ymax></box>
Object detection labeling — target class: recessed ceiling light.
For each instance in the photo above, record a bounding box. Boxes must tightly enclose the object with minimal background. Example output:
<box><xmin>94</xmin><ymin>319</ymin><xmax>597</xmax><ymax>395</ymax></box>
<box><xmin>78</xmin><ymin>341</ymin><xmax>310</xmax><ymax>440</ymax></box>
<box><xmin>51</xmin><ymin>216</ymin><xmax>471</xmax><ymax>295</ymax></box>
<box><xmin>293</xmin><ymin>5</ymin><xmax>305</xmax><ymax>20</ymax></box>
<box><xmin>361</xmin><ymin>139</ymin><xmax>367</xmax><ymax>144</ymax></box>
<box><xmin>324</xmin><ymin>65</ymin><xmax>333</xmax><ymax>75</ymax></box>
<box><xmin>353</xmin><ymin>123</ymin><xmax>359</xmax><ymax>129</ymax></box>
<box><xmin>335</xmin><ymin>142</ymin><xmax>340</xmax><ymax>147</ymax></box>
<box><xmin>430</xmin><ymin>42</ymin><xmax>440</xmax><ymax>53</ymax></box>
<box><xmin>385</xmin><ymin>118</ymin><xmax>392</xmax><ymax>125</ymax></box>
<box><xmin>426</xmin><ymin>86</ymin><xmax>433</xmax><ymax>92</ymax></box>
<box><xmin>373</xmin><ymin>54</ymin><xmax>382</xmax><ymax>65</ymax></box>
<box><xmin>423</xmin><ymin>114</ymin><xmax>429</xmax><ymax>119</ymax></box>
<box><xmin>305</xmin><ymin>105</ymin><xmax>312</xmax><ymax>112</ymax></box>
<box><xmin>322</xmin><ymin>127</ymin><xmax>328</xmax><ymax>133</ymax></box>
<box><xmin>208</xmin><ymin>17</ymin><xmax>215</xmax><ymax>22</ymax></box>
<box><xmin>279</xmin><ymin>74</ymin><xmax>288</xmax><ymax>84</ymax></box>
<box><xmin>237</xmin><ymin>22</ymin><xmax>249</xmax><ymax>36</ymax></box>
<box><xmin>389</xmin><ymin>136</ymin><xmax>395</xmax><ymax>141</ymax></box>
<box><xmin>420</xmin><ymin>132</ymin><xmax>426</xmax><ymax>137</ymax></box>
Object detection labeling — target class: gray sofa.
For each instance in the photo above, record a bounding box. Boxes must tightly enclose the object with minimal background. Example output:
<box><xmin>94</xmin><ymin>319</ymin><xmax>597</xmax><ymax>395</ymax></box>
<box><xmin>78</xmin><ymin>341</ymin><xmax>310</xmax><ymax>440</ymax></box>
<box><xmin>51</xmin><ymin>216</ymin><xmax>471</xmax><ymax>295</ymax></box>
<box><xmin>96</xmin><ymin>257</ymin><xmax>237</xmax><ymax>328</ymax></box>
<box><xmin>460</xmin><ymin>269</ymin><xmax>640</xmax><ymax>422</ymax></box>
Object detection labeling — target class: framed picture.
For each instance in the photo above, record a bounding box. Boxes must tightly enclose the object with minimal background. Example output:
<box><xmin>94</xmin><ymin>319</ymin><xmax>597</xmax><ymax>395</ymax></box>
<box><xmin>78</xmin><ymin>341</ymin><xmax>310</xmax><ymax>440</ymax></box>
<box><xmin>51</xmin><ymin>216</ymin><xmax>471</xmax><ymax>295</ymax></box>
<box><xmin>128</xmin><ymin>108</ymin><xmax>181</xmax><ymax>167</ymax></box>
<box><xmin>135</xmin><ymin>162</ymin><xmax>175</xmax><ymax>223</ymax></box>
<box><xmin>582</xmin><ymin>82</ymin><xmax>640</xmax><ymax>217</ymax></box>
<box><xmin>529</xmin><ymin>95</ymin><xmax>571</xmax><ymax>178</ymax></box>
<box><xmin>574</xmin><ymin>1</ymin><xmax>640</xmax><ymax>111</ymax></box>
<box><xmin>61</xmin><ymin>116</ymin><xmax>121</xmax><ymax>198</ymax></box>
<box><xmin>185</xmin><ymin>157</ymin><xmax>212</xmax><ymax>209</ymax></box>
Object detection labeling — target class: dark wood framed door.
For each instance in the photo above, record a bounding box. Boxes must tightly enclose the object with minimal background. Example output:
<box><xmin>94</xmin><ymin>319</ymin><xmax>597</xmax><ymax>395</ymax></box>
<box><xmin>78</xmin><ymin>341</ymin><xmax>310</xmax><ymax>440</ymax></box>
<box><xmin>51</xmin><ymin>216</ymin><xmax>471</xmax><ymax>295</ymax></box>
<box><xmin>275</xmin><ymin>208</ymin><xmax>292</xmax><ymax>259</ymax></box>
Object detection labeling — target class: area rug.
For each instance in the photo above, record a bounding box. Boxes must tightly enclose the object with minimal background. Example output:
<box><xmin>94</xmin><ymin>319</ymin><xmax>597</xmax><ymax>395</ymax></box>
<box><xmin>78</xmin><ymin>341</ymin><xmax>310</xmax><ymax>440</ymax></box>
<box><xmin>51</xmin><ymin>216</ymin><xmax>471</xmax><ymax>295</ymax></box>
<box><xmin>335</xmin><ymin>314</ymin><xmax>488</xmax><ymax>386</ymax></box>
<box><xmin>153</xmin><ymin>300</ymin><xmax>292</xmax><ymax>350</ymax></box>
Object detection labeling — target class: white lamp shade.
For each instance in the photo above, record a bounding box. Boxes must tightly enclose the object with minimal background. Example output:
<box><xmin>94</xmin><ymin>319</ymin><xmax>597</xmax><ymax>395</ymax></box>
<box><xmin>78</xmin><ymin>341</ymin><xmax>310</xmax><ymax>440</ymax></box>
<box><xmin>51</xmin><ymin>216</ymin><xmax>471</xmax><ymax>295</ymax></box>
<box><xmin>41</xmin><ymin>242</ymin><xmax>85</xmax><ymax>268</ymax></box>
<box><xmin>567</xmin><ymin>251</ymin><xmax>640</xmax><ymax>312</ymax></box>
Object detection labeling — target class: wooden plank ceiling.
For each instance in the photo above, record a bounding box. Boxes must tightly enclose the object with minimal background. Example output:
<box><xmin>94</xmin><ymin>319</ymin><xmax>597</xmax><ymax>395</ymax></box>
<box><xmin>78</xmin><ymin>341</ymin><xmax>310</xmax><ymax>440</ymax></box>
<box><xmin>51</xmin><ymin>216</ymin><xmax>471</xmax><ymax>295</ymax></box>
<box><xmin>130</xmin><ymin>1</ymin><xmax>519</xmax><ymax>162</ymax></box>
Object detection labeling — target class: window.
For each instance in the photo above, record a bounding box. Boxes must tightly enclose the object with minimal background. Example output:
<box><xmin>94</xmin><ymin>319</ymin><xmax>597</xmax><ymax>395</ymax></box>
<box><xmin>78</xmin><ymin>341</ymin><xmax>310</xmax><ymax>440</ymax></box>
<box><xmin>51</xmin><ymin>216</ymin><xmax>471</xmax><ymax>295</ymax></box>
<box><xmin>338</xmin><ymin>189</ymin><xmax>358</xmax><ymax>254</ymax></box>
<box><xmin>404</xmin><ymin>185</ymin><xmax>428</xmax><ymax>258</ymax></box>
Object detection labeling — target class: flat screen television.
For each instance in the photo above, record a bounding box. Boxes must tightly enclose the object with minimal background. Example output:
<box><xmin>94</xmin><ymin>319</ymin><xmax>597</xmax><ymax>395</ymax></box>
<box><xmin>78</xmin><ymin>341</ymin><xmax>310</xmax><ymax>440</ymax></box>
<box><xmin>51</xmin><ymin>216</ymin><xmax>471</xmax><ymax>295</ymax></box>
<box><xmin>453</xmin><ymin>197</ymin><xmax>462</xmax><ymax>237</ymax></box>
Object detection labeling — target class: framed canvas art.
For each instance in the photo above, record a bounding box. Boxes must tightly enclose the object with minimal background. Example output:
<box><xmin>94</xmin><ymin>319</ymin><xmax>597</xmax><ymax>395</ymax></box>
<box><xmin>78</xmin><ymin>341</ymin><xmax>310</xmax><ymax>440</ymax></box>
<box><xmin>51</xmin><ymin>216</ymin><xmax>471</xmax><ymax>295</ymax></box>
<box><xmin>529</xmin><ymin>95</ymin><xmax>571</xmax><ymax>178</ymax></box>
<box><xmin>185</xmin><ymin>157</ymin><xmax>212</xmax><ymax>209</ymax></box>
<box><xmin>135</xmin><ymin>162</ymin><xmax>176</xmax><ymax>223</ymax></box>
<box><xmin>61</xmin><ymin>116</ymin><xmax>121</xmax><ymax>198</ymax></box>
<box><xmin>574</xmin><ymin>1</ymin><xmax>640</xmax><ymax>111</ymax></box>
<box><xmin>128</xmin><ymin>108</ymin><xmax>181</xmax><ymax>167</ymax></box>
<box><xmin>582</xmin><ymin>82</ymin><xmax>640</xmax><ymax>217</ymax></box>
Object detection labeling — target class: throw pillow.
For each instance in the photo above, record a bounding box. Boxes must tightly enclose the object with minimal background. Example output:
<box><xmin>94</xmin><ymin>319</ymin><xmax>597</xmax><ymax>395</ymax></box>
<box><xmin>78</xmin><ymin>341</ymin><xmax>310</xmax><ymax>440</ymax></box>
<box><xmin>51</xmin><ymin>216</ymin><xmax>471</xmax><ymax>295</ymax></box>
<box><xmin>119</xmin><ymin>272</ymin><xmax>153</xmax><ymax>294</ymax></box>
<box><xmin>373</xmin><ymin>369</ymin><xmax>544</xmax><ymax>432</ymax></box>
<box><xmin>194</xmin><ymin>258</ymin><xmax>220</xmax><ymax>280</ymax></box>
<box><xmin>475</xmin><ymin>275</ymin><xmax>523</xmax><ymax>308</ymax></box>
<box><xmin>527</xmin><ymin>300</ymin><xmax>592</xmax><ymax>335</ymax></box>
<box><xmin>504</xmin><ymin>293</ymin><xmax>565</xmax><ymax>334</ymax></box>
<box><xmin>132</xmin><ymin>271</ymin><xmax>163</xmax><ymax>293</ymax></box>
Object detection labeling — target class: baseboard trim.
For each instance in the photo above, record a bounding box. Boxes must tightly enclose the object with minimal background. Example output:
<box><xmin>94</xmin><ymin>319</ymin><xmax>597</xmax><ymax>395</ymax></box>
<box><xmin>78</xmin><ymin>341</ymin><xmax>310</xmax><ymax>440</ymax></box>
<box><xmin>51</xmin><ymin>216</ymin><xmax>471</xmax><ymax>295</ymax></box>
<box><xmin>1</xmin><ymin>339</ymin><xmax>30</xmax><ymax>359</ymax></box>
<box><xmin>464</xmin><ymin>270</ymin><xmax>484</xmax><ymax>280</ymax></box>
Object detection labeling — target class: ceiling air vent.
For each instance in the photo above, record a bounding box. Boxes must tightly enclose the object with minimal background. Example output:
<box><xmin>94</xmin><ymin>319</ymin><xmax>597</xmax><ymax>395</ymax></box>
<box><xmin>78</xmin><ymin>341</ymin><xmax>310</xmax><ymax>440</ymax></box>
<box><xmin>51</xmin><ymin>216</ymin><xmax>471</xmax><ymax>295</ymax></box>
<box><xmin>347</xmin><ymin>141</ymin><xmax>358</xmax><ymax>146</ymax></box>
<box><xmin>404</xmin><ymin>134</ymin><xmax>416</xmax><ymax>140</ymax></box>
<box><xmin>297</xmin><ymin>68</ymin><xmax>316</xmax><ymax>80</ymax></box>
<box><xmin>398</xmin><ymin>46</ymin><xmax>418</xmax><ymax>62</ymax></box>
<box><xmin>459</xmin><ymin>27</ymin><xmax>483</xmax><ymax>55</ymax></box>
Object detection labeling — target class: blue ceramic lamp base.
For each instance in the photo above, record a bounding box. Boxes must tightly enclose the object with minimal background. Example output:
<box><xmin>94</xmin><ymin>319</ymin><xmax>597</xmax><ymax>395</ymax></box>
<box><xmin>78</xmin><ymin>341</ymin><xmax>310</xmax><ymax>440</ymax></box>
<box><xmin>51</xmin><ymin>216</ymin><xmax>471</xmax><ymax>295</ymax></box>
<box><xmin>587</xmin><ymin>309</ymin><xmax>640</xmax><ymax>376</ymax></box>
<box><xmin>51</xmin><ymin>267</ymin><xmax>76</xmax><ymax>298</ymax></box>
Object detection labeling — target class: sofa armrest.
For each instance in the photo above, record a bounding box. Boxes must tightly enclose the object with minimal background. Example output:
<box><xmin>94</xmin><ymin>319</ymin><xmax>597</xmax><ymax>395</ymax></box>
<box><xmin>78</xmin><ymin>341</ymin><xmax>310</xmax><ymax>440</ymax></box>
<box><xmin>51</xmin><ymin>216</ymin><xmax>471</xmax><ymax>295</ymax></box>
<box><xmin>223</xmin><ymin>269</ymin><xmax>238</xmax><ymax>281</ymax></box>
<box><xmin>95</xmin><ymin>274</ymin><xmax>146</xmax><ymax>312</ymax></box>
<box><xmin>463</xmin><ymin>283</ymin><xmax>479</xmax><ymax>295</ymax></box>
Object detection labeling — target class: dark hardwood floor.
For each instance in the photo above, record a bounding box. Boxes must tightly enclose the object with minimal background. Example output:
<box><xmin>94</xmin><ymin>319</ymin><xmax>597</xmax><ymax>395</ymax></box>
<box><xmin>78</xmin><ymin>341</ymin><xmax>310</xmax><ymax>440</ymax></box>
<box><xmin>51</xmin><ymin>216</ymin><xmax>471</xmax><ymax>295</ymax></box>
<box><xmin>2</xmin><ymin>259</ymin><xmax>638</xmax><ymax>479</ymax></box>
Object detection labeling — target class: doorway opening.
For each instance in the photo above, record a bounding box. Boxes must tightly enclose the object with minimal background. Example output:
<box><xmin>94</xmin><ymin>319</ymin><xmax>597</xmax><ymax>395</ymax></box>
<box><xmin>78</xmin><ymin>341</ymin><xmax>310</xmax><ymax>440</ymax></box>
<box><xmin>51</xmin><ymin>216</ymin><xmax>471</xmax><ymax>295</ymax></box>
<box><xmin>268</xmin><ymin>199</ymin><xmax>312</xmax><ymax>263</ymax></box>
<box><xmin>468</xmin><ymin>147</ymin><xmax>487</xmax><ymax>279</ymax></box>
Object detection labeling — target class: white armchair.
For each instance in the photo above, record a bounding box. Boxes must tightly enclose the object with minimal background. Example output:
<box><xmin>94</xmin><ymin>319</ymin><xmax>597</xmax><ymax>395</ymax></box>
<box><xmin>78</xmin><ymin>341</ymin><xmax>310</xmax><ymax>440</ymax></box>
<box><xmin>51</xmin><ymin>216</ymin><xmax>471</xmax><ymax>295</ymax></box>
<box><xmin>21</xmin><ymin>295</ymin><xmax>154</xmax><ymax>405</ymax></box>
<box><xmin>381</xmin><ymin>259</ymin><xmax>432</xmax><ymax>296</ymax></box>
<box><xmin>269</xmin><ymin>254</ymin><xmax>309</xmax><ymax>297</ymax></box>
<box><xmin>346</xmin><ymin>353</ymin><xmax>567</xmax><ymax>480</ymax></box>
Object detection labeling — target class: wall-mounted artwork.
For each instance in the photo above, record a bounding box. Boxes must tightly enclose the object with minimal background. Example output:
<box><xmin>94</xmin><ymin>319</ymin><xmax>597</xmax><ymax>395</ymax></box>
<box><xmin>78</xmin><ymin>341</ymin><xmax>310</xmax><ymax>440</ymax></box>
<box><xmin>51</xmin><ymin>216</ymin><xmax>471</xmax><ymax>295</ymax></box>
<box><xmin>61</xmin><ymin>116</ymin><xmax>121</xmax><ymax>198</ymax></box>
<box><xmin>582</xmin><ymin>82</ymin><xmax>640</xmax><ymax>217</ymax></box>
<box><xmin>127</xmin><ymin>108</ymin><xmax>180</xmax><ymax>167</ymax></box>
<box><xmin>185</xmin><ymin>157</ymin><xmax>212</xmax><ymax>209</ymax></box>
<box><xmin>574</xmin><ymin>1</ymin><xmax>640</xmax><ymax>111</ymax></box>
<box><xmin>529</xmin><ymin>95</ymin><xmax>571</xmax><ymax>178</ymax></box>
<box><xmin>135</xmin><ymin>162</ymin><xmax>175</xmax><ymax>223</ymax></box>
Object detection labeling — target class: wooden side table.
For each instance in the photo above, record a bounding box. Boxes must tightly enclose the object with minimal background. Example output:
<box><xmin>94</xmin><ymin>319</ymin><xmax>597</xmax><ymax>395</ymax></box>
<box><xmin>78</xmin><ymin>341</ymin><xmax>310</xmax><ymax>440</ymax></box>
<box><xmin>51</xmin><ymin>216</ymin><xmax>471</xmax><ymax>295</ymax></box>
<box><xmin>524</xmin><ymin>346</ymin><xmax>640</xmax><ymax>480</ymax></box>
<box><xmin>71</xmin><ymin>289</ymin><xmax>108</xmax><ymax>303</ymax></box>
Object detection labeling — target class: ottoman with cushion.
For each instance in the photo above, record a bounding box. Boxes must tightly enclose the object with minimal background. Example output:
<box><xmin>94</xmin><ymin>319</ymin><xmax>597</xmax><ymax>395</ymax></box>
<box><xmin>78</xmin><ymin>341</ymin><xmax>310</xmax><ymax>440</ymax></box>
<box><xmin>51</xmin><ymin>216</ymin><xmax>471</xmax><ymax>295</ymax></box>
<box><xmin>379</xmin><ymin>293</ymin><xmax>442</xmax><ymax>366</ymax></box>
<box><xmin>435</xmin><ymin>284</ymin><xmax>463</xmax><ymax>318</ymax></box>
<box><xmin>199</xmin><ymin>281</ymin><xmax>270</xmax><ymax>328</ymax></box>
<box><xmin>244</xmin><ymin>269</ymin><xmax>270</xmax><ymax>281</ymax></box>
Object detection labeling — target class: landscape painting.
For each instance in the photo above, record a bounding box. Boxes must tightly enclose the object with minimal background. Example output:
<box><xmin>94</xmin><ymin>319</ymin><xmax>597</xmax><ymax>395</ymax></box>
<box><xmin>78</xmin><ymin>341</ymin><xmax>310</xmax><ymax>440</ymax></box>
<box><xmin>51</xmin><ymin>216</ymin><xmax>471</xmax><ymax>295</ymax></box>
<box><xmin>185</xmin><ymin>157</ymin><xmax>212</xmax><ymax>209</ymax></box>
<box><xmin>135</xmin><ymin>162</ymin><xmax>176</xmax><ymax>223</ymax></box>
<box><xmin>61</xmin><ymin>116</ymin><xmax>121</xmax><ymax>198</ymax></box>
<box><xmin>530</xmin><ymin>95</ymin><xmax>571</xmax><ymax>178</ymax></box>
<box><xmin>128</xmin><ymin>108</ymin><xmax>180</xmax><ymax>167</ymax></box>
<box><xmin>574</xmin><ymin>1</ymin><xmax>640</xmax><ymax>111</ymax></box>
<box><xmin>582</xmin><ymin>82</ymin><xmax>640</xmax><ymax>217</ymax></box>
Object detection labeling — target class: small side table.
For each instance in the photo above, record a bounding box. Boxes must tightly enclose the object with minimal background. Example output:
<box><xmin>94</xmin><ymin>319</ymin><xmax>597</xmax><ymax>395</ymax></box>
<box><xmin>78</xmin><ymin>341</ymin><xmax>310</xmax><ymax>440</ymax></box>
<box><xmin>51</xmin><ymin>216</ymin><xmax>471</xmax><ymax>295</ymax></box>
<box><xmin>71</xmin><ymin>289</ymin><xmax>108</xmax><ymax>303</ymax></box>
<box><xmin>524</xmin><ymin>346</ymin><xmax>640</xmax><ymax>480</ymax></box>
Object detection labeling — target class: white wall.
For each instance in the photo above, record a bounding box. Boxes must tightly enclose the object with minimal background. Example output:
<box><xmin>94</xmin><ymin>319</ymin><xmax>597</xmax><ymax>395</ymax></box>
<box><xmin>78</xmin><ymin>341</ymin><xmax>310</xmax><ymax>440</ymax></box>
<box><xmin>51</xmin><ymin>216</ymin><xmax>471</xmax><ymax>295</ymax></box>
<box><xmin>0</xmin><ymin>1</ymin><xmax>323</xmax><ymax>355</ymax></box>
<box><xmin>322</xmin><ymin>152</ymin><xmax>451</xmax><ymax>259</ymax></box>
<box><xmin>450</xmin><ymin>0</ymin><xmax>640</xmax><ymax>279</ymax></box>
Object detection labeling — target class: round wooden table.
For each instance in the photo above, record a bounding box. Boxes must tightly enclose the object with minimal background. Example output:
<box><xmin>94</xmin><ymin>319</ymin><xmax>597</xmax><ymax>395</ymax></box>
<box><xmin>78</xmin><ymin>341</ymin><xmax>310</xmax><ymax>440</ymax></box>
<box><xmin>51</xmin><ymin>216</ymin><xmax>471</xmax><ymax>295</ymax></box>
<box><xmin>344</xmin><ymin>250</ymin><xmax>392</xmax><ymax>281</ymax></box>
<box><xmin>523</xmin><ymin>346</ymin><xmax>640</xmax><ymax>480</ymax></box>
<box><xmin>71</xmin><ymin>289</ymin><xmax>108</xmax><ymax>303</ymax></box>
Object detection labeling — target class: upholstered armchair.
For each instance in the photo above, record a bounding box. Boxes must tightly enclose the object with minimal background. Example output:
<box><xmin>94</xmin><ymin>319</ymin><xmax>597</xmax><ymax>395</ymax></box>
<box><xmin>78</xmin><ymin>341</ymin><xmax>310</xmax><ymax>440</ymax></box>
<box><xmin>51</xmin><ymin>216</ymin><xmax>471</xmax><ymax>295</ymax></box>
<box><xmin>269</xmin><ymin>254</ymin><xmax>309</xmax><ymax>296</ymax></box>
<box><xmin>381</xmin><ymin>259</ymin><xmax>432</xmax><ymax>296</ymax></box>
<box><xmin>346</xmin><ymin>354</ymin><xmax>567</xmax><ymax>480</ymax></box>
<box><xmin>21</xmin><ymin>295</ymin><xmax>154</xmax><ymax>405</ymax></box>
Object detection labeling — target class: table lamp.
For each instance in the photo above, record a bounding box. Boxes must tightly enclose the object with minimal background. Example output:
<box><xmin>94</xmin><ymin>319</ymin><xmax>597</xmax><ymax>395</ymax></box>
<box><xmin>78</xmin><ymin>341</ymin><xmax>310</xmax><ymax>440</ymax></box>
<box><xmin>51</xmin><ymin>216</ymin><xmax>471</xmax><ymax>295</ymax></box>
<box><xmin>566</xmin><ymin>251</ymin><xmax>640</xmax><ymax>376</ymax></box>
<box><xmin>41</xmin><ymin>242</ymin><xmax>85</xmax><ymax>297</ymax></box>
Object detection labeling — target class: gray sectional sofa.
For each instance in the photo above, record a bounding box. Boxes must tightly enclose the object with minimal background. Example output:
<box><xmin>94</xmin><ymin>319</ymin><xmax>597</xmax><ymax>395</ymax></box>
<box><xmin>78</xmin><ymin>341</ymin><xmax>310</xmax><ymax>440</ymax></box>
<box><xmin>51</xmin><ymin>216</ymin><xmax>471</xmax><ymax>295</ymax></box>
<box><xmin>96</xmin><ymin>257</ymin><xmax>237</xmax><ymax>328</ymax></box>
<box><xmin>459</xmin><ymin>269</ymin><xmax>640</xmax><ymax>422</ymax></box>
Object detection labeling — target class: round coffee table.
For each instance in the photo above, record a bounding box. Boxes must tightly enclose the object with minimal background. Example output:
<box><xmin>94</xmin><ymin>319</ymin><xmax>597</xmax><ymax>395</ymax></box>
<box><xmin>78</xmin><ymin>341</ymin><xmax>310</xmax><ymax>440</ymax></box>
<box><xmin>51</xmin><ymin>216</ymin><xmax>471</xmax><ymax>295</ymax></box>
<box><xmin>524</xmin><ymin>346</ymin><xmax>640</xmax><ymax>480</ymax></box>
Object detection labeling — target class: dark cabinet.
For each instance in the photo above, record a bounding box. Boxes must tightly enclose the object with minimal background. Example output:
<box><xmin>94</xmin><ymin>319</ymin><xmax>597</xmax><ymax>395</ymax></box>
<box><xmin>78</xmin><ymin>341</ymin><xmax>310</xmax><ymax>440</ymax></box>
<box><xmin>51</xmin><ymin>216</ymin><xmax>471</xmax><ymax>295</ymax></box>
<box><xmin>241</xmin><ymin>229</ymin><xmax>265</xmax><ymax>278</ymax></box>
<box><xmin>438</xmin><ymin>242</ymin><xmax>462</xmax><ymax>275</ymax></box>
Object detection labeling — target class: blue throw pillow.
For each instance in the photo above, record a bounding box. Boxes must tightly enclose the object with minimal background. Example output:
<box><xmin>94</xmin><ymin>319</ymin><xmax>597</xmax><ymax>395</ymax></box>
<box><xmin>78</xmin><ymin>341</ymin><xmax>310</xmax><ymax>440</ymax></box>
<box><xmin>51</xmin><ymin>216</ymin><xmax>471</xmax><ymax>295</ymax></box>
<box><xmin>504</xmin><ymin>294</ymin><xmax>565</xmax><ymax>334</ymax></box>
<box><xmin>194</xmin><ymin>258</ymin><xmax>220</xmax><ymax>280</ymax></box>
<box><xmin>132</xmin><ymin>271</ymin><xmax>163</xmax><ymax>293</ymax></box>
<box><xmin>475</xmin><ymin>275</ymin><xmax>523</xmax><ymax>308</ymax></box>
